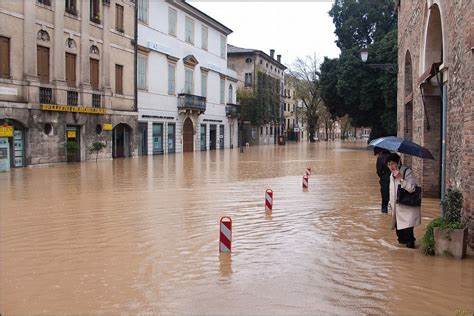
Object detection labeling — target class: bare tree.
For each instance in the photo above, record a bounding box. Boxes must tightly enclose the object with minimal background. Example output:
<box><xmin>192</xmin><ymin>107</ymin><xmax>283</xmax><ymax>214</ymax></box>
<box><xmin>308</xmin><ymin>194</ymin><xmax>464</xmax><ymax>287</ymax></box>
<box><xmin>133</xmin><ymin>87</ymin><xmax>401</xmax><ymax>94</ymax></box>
<box><xmin>289</xmin><ymin>54</ymin><xmax>323</xmax><ymax>142</ymax></box>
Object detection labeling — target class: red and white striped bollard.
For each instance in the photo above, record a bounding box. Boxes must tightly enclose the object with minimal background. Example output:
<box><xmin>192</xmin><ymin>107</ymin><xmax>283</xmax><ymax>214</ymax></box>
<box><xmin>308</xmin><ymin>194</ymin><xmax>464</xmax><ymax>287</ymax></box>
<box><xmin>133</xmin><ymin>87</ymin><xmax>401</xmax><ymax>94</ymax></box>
<box><xmin>219</xmin><ymin>216</ymin><xmax>232</xmax><ymax>253</ymax></box>
<box><xmin>265</xmin><ymin>189</ymin><xmax>273</xmax><ymax>213</ymax></box>
<box><xmin>302</xmin><ymin>174</ymin><xmax>309</xmax><ymax>190</ymax></box>
<box><xmin>306</xmin><ymin>167</ymin><xmax>312</xmax><ymax>176</ymax></box>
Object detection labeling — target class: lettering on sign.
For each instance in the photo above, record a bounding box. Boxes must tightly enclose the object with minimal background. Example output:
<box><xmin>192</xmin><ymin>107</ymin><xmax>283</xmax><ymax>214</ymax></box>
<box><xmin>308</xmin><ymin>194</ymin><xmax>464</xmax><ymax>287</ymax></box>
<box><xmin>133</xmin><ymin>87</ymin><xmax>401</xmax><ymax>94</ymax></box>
<box><xmin>103</xmin><ymin>123</ymin><xmax>113</xmax><ymax>131</ymax></box>
<box><xmin>41</xmin><ymin>104</ymin><xmax>106</xmax><ymax>115</ymax></box>
<box><xmin>0</xmin><ymin>126</ymin><xmax>14</xmax><ymax>137</ymax></box>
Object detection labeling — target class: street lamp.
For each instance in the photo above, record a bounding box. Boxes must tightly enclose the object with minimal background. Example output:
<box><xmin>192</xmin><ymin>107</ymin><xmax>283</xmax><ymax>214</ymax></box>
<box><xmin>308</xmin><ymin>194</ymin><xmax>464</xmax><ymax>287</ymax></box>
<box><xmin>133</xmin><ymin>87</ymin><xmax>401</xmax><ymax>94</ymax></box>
<box><xmin>359</xmin><ymin>48</ymin><xmax>397</xmax><ymax>73</ymax></box>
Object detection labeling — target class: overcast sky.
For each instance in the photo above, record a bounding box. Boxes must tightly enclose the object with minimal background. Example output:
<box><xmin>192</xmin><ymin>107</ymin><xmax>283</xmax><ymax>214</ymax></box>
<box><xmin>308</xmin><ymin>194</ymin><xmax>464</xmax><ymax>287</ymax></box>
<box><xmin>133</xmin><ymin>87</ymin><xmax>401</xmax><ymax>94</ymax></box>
<box><xmin>189</xmin><ymin>1</ymin><xmax>340</xmax><ymax>68</ymax></box>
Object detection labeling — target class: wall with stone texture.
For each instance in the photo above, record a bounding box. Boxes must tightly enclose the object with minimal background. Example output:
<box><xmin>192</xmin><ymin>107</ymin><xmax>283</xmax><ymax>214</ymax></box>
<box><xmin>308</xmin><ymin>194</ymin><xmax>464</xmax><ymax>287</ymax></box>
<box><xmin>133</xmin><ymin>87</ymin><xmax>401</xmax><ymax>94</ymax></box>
<box><xmin>397</xmin><ymin>0</ymin><xmax>473</xmax><ymax>247</ymax></box>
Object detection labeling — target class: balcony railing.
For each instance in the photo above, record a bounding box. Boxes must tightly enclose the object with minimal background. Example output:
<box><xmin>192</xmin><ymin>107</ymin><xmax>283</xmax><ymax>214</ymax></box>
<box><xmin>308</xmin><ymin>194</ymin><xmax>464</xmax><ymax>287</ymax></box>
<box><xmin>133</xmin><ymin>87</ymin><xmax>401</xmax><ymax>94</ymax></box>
<box><xmin>67</xmin><ymin>91</ymin><xmax>78</xmax><ymax>106</ymax></box>
<box><xmin>177</xmin><ymin>93</ymin><xmax>206</xmax><ymax>114</ymax></box>
<box><xmin>39</xmin><ymin>87</ymin><xmax>53</xmax><ymax>104</ymax></box>
<box><xmin>225</xmin><ymin>103</ymin><xmax>240</xmax><ymax>118</ymax></box>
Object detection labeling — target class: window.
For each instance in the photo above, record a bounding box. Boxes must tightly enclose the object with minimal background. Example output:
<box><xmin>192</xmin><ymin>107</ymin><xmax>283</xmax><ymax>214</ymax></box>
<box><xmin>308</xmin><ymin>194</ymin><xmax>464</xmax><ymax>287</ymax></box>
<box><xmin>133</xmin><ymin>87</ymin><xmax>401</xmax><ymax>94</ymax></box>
<box><xmin>201</xmin><ymin>72</ymin><xmax>207</xmax><ymax>97</ymax></box>
<box><xmin>67</xmin><ymin>91</ymin><xmax>78</xmax><ymax>106</ymax></box>
<box><xmin>260</xmin><ymin>59</ymin><xmax>262</xmax><ymax>65</ymax></box>
<box><xmin>245</xmin><ymin>58</ymin><xmax>252</xmax><ymax>63</ymax></box>
<box><xmin>115</xmin><ymin>4</ymin><xmax>124</xmax><ymax>32</ymax></box>
<box><xmin>228</xmin><ymin>84</ymin><xmax>233</xmax><ymax>103</ymax></box>
<box><xmin>220</xmin><ymin>35</ymin><xmax>226</xmax><ymax>58</ymax></box>
<box><xmin>90</xmin><ymin>0</ymin><xmax>100</xmax><ymax>23</ymax></box>
<box><xmin>37</xmin><ymin>0</ymin><xmax>51</xmax><ymax>6</ymax></box>
<box><xmin>184</xmin><ymin>68</ymin><xmax>193</xmax><ymax>94</ymax></box>
<box><xmin>260</xmin><ymin>126</ymin><xmax>263</xmax><ymax>135</ymax></box>
<box><xmin>0</xmin><ymin>36</ymin><xmax>10</xmax><ymax>78</ymax></box>
<box><xmin>167</xmin><ymin>63</ymin><xmax>175</xmax><ymax>95</ymax></box>
<box><xmin>244</xmin><ymin>73</ymin><xmax>252</xmax><ymax>87</ymax></box>
<box><xmin>185</xmin><ymin>17</ymin><xmax>194</xmax><ymax>44</ymax></box>
<box><xmin>90</xmin><ymin>58</ymin><xmax>99</xmax><ymax>90</ymax></box>
<box><xmin>92</xmin><ymin>94</ymin><xmax>101</xmax><ymax>108</ymax></box>
<box><xmin>137</xmin><ymin>54</ymin><xmax>147</xmax><ymax>90</ymax></box>
<box><xmin>168</xmin><ymin>8</ymin><xmax>177</xmax><ymax>36</ymax></box>
<box><xmin>65</xmin><ymin>53</ymin><xmax>76</xmax><ymax>87</ymax></box>
<box><xmin>220</xmin><ymin>78</ymin><xmax>225</xmax><ymax>104</ymax></box>
<box><xmin>37</xmin><ymin>46</ymin><xmax>50</xmax><ymax>83</ymax></box>
<box><xmin>168</xmin><ymin>123</ymin><xmax>176</xmax><ymax>153</ymax></box>
<box><xmin>65</xmin><ymin>0</ymin><xmax>77</xmax><ymax>15</ymax></box>
<box><xmin>201</xmin><ymin>26</ymin><xmax>208</xmax><ymax>50</ymax></box>
<box><xmin>138</xmin><ymin>0</ymin><xmax>148</xmax><ymax>23</ymax></box>
<box><xmin>115</xmin><ymin>64</ymin><xmax>123</xmax><ymax>94</ymax></box>
<box><xmin>152</xmin><ymin>123</ymin><xmax>163</xmax><ymax>154</ymax></box>
<box><xmin>200</xmin><ymin>124</ymin><xmax>206</xmax><ymax>151</ymax></box>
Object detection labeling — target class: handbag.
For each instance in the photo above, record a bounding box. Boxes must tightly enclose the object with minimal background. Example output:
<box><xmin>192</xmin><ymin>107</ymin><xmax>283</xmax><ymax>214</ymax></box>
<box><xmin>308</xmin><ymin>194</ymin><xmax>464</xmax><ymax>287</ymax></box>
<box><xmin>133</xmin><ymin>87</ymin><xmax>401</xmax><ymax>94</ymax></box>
<box><xmin>396</xmin><ymin>168</ymin><xmax>422</xmax><ymax>207</ymax></box>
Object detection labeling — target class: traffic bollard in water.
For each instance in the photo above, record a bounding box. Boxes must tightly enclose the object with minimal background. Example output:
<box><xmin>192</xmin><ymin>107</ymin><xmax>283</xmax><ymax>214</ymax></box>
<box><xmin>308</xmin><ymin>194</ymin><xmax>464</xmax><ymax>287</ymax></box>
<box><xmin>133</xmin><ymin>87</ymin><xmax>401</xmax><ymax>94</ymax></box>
<box><xmin>219</xmin><ymin>216</ymin><xmax>232</xmax><ymax>253</ymax></box>
<box><xmin>302</xmin><ymin>174</ymin><xmax>309</xmax><ymax>190</ymax></box>
<box><xmin>306</xmin><ymin>167</ymin><xmax>312</xmax><ymax>176</ymax></box>
<box><xmin>265</xmin><ymin>189</ymin><xmax>273</xmax><ymax>213</ymax></box>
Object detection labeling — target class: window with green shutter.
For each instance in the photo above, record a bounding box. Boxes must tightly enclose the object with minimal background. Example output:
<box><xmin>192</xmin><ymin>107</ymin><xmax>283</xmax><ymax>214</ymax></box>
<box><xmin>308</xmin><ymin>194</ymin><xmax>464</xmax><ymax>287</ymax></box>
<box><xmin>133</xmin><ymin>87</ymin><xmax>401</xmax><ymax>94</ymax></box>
<box><xmin>201</xmin><ymin>72</ymin><xmax>207</xmax><ymax>97</ymax></box>
<box><xmin>184</xmin><ymin>68</ymin><xmax>193</xmax><ymax>94</ymax></box>
<box><xmin>137</xmin><ymin>54</ymin><xmax>147</xmax><ymax>90</ymax></box>
<box><xmin>220</xmin><ymin>78</ymin><xmax>225</xmax><ymax>104</ymax></box>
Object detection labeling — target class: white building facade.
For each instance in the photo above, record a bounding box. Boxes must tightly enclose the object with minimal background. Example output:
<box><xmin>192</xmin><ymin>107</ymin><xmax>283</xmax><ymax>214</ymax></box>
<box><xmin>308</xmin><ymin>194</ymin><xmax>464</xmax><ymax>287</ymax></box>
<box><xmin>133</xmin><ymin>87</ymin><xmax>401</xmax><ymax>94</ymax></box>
<box><xmin>137</xmin><ymin>0</ymin><xmax>238</xmax><ymax>155</ymax></box>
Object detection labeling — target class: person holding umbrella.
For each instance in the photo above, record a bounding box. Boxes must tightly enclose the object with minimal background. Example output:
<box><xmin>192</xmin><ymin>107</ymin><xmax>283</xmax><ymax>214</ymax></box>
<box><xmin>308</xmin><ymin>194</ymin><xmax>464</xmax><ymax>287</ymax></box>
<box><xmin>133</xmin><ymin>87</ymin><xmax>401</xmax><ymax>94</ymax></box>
<box><xmin>386</xmin><ymin>153</ymin><xmax>421</xmax><ymax>248</ymax></box>
<box><xmin>368</xmin><ymin>136</ymin><xmax>433</xmax><ymax>248</ymax></box>
<box><xmin>374</xmin><ymin>147</ymin><xmax>391</xmax><ymax>213</ymax></box>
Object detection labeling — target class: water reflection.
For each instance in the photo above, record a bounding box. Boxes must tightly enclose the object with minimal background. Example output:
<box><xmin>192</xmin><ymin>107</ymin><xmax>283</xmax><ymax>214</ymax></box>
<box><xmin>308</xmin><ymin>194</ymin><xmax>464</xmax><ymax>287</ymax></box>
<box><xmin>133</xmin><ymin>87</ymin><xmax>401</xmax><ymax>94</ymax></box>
<box><xmin>0</xmin><ymin>142</ymin><xmax>472</xmax><ymax>315</ymax></box>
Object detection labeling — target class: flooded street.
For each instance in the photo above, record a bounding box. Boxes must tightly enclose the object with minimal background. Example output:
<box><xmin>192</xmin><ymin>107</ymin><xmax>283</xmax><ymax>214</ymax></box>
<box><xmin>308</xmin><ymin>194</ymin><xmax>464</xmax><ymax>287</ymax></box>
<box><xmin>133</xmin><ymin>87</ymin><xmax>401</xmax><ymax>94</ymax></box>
<box><xmin>1</xmin><ymin>142</ymin><xmax>473</xmax><ymax>315</ymax></box>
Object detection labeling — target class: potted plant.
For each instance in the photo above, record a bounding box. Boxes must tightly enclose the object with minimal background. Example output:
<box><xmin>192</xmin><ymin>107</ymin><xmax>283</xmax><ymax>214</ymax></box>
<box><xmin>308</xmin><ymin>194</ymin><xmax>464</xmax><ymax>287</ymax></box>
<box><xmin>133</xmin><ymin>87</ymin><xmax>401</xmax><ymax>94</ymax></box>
<box><xmin>89</xmin><ymin>141</ymin><xmax>107</xmax><ymax>162</ymax></box>
<box><xmin>423</xmin><ymin>188</ymin><xmax>468</xmax><ymax>259</ymax></box>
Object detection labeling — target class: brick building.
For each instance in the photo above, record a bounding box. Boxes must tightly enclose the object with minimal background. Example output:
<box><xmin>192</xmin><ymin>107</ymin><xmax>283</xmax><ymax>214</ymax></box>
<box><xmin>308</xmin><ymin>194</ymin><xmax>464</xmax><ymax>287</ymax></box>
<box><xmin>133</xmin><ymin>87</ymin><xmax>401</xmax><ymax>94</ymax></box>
<box><xmin>396</xmin><ymin>0</ymin><xmax>472</xmax><ymax>245</ymax></box>
<box><xmin>0</xmin><ymin>0</ymin><xmax>137</xmax><ymax>170</ymax></box>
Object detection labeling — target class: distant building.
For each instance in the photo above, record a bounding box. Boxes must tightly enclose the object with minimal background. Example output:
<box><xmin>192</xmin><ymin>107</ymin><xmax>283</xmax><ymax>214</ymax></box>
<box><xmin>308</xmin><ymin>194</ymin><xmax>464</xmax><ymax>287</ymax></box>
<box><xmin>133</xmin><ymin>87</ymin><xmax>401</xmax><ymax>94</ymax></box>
<box><xmin>227</xmin><ymin>45</ymin><xmax>286</xmax><ymax>145</ymax></box>
<box><xmin>0</xmin><ymin>0</ymin><xmax>137</xmax><ymax>170</ymax></box>
<box><xmin>137</xmin><ymin>0</ymin><xmax>238</xmax><ymax>154</ymax></box>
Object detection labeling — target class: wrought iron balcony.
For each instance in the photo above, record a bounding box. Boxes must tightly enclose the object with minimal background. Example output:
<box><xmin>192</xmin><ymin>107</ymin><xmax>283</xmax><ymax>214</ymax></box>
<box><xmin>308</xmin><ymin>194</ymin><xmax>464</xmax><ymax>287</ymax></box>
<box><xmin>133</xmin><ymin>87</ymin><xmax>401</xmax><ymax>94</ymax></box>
<box><xmin>226</xmin><ymin>103</ymin><xmax>240</xmax><ymax>118</ymax></box>
<box><xmin>177</xmin><ymin>93</ymin><xmax>206</xmax><ymax>114</ymax></box>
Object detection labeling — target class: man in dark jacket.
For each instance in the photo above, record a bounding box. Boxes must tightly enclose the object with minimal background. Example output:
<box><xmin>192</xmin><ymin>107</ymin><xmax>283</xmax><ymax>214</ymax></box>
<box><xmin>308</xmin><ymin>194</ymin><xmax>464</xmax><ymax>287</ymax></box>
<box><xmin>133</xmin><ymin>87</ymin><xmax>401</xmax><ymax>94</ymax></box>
<box><xmin>375</xmin><ymin>147</ymin><xmax>390</xmax><ymax>213</ymax></box>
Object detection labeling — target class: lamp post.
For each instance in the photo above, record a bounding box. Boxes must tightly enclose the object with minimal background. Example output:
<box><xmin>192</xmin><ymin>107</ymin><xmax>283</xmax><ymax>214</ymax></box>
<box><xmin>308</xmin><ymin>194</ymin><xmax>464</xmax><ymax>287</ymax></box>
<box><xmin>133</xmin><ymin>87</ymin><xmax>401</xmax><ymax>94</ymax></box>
<box><xmin>360</xmin><ymin>48</ymin><xmax>397</xmax><ymax>73</ymax></box>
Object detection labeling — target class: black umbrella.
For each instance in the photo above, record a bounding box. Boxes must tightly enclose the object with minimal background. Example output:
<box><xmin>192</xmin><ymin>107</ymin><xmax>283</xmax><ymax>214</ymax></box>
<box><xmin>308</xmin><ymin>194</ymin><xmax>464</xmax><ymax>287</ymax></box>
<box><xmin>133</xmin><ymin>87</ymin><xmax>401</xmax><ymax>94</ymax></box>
<box><xmin>368</xmin><ymin>136</ymin><xmax>435</xmax><ymax>160</ymax></box>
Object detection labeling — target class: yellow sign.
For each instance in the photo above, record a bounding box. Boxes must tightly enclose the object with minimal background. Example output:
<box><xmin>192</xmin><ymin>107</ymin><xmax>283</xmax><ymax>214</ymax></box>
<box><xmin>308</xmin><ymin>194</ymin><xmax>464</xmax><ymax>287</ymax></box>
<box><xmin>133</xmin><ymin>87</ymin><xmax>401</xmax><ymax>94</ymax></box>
<box><xmin>103</xmin><ymin>123</ymin><xmax>113</xmax><ymax>131</ymax></box>
<box><xmin>67</xmin><ymin>130</ymin><xmax>77</xmax><ymax>138</ymax></box>
<box><xmin>41</xmin><ymin>104</ymin><xmax>106</xmax><ymax>115</ymax></box>
<box><xmin>0</xmin><ymin>126</ymin><xmax>14</xmax><ymax>137</ymax></box>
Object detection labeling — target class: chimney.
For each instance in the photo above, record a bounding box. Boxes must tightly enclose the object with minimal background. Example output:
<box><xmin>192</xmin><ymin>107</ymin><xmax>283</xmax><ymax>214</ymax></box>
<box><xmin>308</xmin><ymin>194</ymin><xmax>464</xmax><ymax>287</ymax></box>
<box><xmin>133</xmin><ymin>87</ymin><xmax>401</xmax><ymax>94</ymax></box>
<box><xmin>270</xmin><ymin>49</ymin><xmax>275</xmax><ymax>59</ymax></box>
<box><xmin>277</xmin><ymin>54</ymin><xmax>281</xmax><ymax>63</ymax></box>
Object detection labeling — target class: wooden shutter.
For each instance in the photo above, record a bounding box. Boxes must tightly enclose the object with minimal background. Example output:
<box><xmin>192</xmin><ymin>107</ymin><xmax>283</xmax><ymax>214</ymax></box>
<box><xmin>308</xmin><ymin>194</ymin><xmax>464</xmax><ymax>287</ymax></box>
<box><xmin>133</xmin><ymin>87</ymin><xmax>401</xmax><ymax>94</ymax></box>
<box><xmin>37</xmin><ymin>46</ymin><xmax>50</xmax><ymax>83</ymax></box>
<box><xmin>90</xmin><ymin>58</ymin><xmax>99</xmax><ymax>90</ymax></box>
<box><xmin>65</xmin><ymin>53</ymin><xmax>76</xmax><ymax>87</ymax></box>
<box><xmin>116</xmin><ymin>4</ymin><xmax>124</xmax><ymax>31</ymax></box>
<box><xmin>115</xmin><ymin>64</ymin><xmax>123</xmax><ymax>94</ymax></box>
<box><xmin>0</xmin><ymin>36</ymin><xmax>10</xmax><ymax>78</ymax></box>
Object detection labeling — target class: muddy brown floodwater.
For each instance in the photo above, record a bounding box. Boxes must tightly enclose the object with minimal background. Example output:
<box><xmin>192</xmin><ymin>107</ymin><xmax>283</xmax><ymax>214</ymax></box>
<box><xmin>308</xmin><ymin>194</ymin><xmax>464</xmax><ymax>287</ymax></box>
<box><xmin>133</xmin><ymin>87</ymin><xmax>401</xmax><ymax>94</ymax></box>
<box><xmin>1</xmin><ymin>142</ymin><xmax>473</xmax><ymax>315</ymax></box>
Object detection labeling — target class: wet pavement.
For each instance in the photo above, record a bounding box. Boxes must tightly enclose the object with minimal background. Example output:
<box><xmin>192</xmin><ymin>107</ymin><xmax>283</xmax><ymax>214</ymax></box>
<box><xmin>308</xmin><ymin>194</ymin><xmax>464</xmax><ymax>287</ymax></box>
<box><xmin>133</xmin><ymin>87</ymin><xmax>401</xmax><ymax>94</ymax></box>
<box><xmin>1</xmin><ymin>142</ymin><xmax>473</xmax><ymax>315</ymax></box>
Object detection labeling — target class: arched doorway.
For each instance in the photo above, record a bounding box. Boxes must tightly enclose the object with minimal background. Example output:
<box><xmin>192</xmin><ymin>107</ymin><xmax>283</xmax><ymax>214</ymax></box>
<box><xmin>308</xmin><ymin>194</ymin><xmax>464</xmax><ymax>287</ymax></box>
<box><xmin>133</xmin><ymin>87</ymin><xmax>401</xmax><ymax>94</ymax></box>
<box><xmin>0</xmin><ymin>118</ymin><xmax>27</xmax><ymax>169</ymax></box>
<box><xmin>404</xmin><ymin>50</ymin><xmax>414</xmax><ymax>167</ymax></box>
<box><xmin>182</xmin><ymin>118</ymin><xmax>194</xmax><ymax>152</ymax></box>
<box><xmin>113</xmin><ymin>123</ymin><xmax>132</xmax><ymax>158</ymax></box>
<box><xmin>421</xmin><ymin>3</ymin><xmax>443</xmax><ymax>197</ymax></box>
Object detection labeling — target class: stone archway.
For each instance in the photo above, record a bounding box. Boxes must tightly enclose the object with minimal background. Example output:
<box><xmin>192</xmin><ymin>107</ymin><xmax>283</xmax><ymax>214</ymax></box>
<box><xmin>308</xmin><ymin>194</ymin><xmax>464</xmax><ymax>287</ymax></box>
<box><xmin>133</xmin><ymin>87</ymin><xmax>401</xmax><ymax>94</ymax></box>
<box><xmin>182</xmin><ymin>117</ymin><xmax>194</xmax><ymax>152</ymax></box>
<box><xmin>113</xmin><ymin>123</ymin><xmax>132</xmax><ymax>158</ymax></box>
<box><xmin>421</xmin><ymin>3</ymin><xmax>443</xmax><ymax>197</ymax></box>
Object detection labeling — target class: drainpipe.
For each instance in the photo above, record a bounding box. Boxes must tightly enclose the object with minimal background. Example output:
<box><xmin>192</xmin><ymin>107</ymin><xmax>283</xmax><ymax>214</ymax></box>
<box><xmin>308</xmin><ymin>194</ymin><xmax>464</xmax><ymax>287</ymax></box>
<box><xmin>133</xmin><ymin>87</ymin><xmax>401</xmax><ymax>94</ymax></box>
<box><xmin>133</xmin><ymin>1</ymin><xmax>138</xmax><ymax>112</ymax></box>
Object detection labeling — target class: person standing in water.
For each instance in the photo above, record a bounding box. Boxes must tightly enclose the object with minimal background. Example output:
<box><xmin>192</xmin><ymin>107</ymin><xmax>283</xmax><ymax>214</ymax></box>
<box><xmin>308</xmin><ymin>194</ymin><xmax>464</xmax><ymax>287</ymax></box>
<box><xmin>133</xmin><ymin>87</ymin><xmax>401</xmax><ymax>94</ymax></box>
<box><xmin>386</xmin><ymin>153</ymin><xmax>421</xmax><ymax>248</ymax></box>
<box><xmin>375</xmin><ymin>147</ymin><xmax>391</xmax><ymax>213</ymax></box>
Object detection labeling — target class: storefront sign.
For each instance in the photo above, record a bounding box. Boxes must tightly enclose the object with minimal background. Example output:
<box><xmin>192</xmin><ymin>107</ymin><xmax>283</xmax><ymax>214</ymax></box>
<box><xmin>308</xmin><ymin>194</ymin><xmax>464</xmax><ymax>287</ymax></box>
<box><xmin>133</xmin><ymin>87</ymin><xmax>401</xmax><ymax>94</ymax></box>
<box><xmin>103</xmin><ymin>123</ymin><xmax>113</xmax><ymax>131</ymax></box>
<box><xmin>0</xmin><ymin>126</ymin><xmax>13</xmax><ymax>137</ymax></box>
<box><xmin>67</xmin><ymin>130</ymin><xmax>77</xmax><ymax>138</ymax></box>
<box><xmin>41</xmin><ymin>104</ymin><xmax>106</xmax><ymax>115</ymax></box>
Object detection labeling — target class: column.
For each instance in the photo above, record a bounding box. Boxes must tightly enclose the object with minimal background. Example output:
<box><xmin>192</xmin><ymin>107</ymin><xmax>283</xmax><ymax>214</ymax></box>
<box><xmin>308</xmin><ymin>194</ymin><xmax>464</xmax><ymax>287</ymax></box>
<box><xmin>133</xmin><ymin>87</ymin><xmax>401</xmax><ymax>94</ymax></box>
<box><xmin>23</xmin><ymin>0</ymin><xmax>37</xmax><ymax>102</ymax></box>
<box><xmin>102</xmin><ymin>1</ymin><xmax>112</xmax><ymax>109</ymax></box>
<box><xmin>53</xmin><ymin>0</ymin><xmax>66</xmax><ymax>104</ymax></box>
<box><xmin>80</xmin><ymin>0</ymin><xmax>91</xmax><ymax>105</ymax></box>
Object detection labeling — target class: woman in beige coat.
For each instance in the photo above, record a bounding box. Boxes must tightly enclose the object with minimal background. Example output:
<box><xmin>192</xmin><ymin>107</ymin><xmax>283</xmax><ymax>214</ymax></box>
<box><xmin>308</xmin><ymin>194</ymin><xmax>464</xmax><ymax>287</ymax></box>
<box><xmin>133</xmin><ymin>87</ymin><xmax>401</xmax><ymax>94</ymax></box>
<box><xmin>387</xmin><ymin>153</ymin><xmax>421</xmax><ymax>248</ymax></box>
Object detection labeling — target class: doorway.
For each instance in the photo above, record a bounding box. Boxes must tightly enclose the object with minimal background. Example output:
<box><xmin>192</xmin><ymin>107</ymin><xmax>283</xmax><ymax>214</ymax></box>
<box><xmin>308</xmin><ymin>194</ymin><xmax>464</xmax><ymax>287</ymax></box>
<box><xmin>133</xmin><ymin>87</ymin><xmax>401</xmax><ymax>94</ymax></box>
<box><xmin>66</xmin><ymin>125</ymin><xmax>81</xmax><ymax>162</ymax></box>
<box><xmin>209</xmin><ymin>124</ymin><xmax>217</xmax><ymax>150</ymax></box>
<box><xmin>112</xmin><ymin>123</ymin><xmax>132</xmax><ymax>158</ymax></box>
<box><xmin>183</xmin><ymin>118</ymin><xmax>194</xmax><ymax>152</ymax></box>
